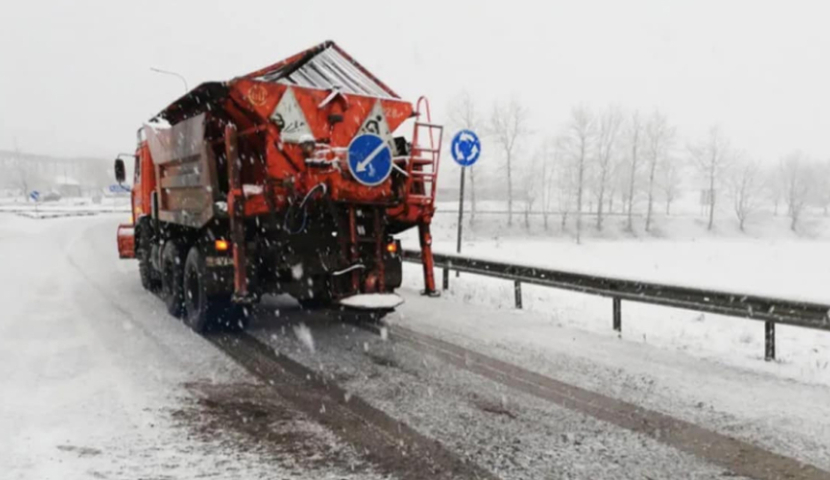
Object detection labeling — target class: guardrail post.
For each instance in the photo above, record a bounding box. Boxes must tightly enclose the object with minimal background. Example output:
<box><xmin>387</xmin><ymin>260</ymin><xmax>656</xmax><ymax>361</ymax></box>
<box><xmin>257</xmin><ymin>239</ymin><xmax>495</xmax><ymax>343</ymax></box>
<box><xmin>442</xmin><ymin>267</ymin><xmax>449</xmax><ymax>290</ymax></box>
<box><xmin>514</xmin><ymin>281</ymin><xmax>523</xmax><ymax>309</ymax></box>
<box><xmin>765</xmin><ymin>321</ymin><xmax>775</xmax><ymax>361</ymax></box>
<box><xmin>613</xmin><ymin>297</ymin><xmax>622</xmax><ymax>332</ymax></box>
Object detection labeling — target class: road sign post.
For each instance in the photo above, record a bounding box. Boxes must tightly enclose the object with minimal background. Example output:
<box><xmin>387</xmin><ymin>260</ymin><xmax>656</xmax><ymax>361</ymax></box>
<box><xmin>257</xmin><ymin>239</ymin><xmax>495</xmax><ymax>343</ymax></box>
<box><xmin>456</xmin><ymin>168</ymin><xmax>465</xmax><ymax>253</ymax></box>
<box><xmin>455</xmin><ymin>168</ymin><xmax>466</xmax><ymax>277</ymax></box>
<box><xmin>450</xmin><ymin>130</ymin><xmax>481</xmax><ymax>279</ymax></box>
<box><xmin>29</xmin><ymin>190</ymin><xmax>40</xmax><ymax>218</ymax></box>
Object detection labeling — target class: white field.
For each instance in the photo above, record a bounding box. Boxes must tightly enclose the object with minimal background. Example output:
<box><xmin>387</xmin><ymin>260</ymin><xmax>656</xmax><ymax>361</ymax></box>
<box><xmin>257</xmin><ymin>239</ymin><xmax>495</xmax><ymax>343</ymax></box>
<box><xmin>0</xmin><ymin>197</ymin><xmax>131</xmax><ymax>218</ymax></box>
<box><xmin>399</xmin><ymin>202</ymin><xmax>830</xmax><ymax>387</ymax></box>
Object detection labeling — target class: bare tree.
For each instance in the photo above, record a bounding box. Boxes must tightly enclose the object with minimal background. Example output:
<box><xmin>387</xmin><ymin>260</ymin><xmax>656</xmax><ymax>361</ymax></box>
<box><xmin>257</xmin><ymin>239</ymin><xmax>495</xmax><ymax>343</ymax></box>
<box><xmin>614</xmin><ymin>160</ymin><xmax>631</xmax><ymax>213</ymax></box>
<box><xmin>538</xmin><ymin>139</ymin><xmax>558</xmax><ymax>230</ymax></box>
<box><xmin>644</xmin><ymin>111</ymin><xmax>675</xmax><ymax>231</ymax></box>
<box><xmin>561</xmin><ymin>106</ymin><xmax>595</xmax><ymax>244</ymax></box>
<box><xmin>624</xmin><ymin>111</ymin><xmax>643</xmax><ymax>231</ymax></box>
<box><xmin>811</xmin><ymin>160</ymin><xmax>830</xmax><ymax>216</ymax></box>
<box><xmin>728</xmin><ymin>158</ymin><xmax>762</xmax><ymax>231</ymax></box>
<box><xmin>606</xmin><ymin>158</ymin><xmax>626</xmax><ymax>214</ymax></box>
<box><xmin>490</xmin><ymin>98</ymin><xmax>530</xmax><ymax>226</ymax></box>
<box><xmin>689</xmin><ymin>126</ymin><xmax>731</xmax><ymax>231</ymax></box>
<box><xmin>447</xmin><ymin>91</ymin><xmax>481</xmax><ymax>224</ymax></box>
<box><xmin>521</xmin><ymin>156</ymin><xmax>539</xmax><ymax>229</ymax></box>
<box><xmin>11</xmin><ymin>144</ymin><xmax>34</xmax><ymax>201</ymax></box>
<box><xmin>592</xmin><ymin>106</ymin><xmax>623</xmax><ymax>231</ymax></box>
<box><xmin>659</xmin><ymin>155</ymin><xmax>683</xmax><ymax>215</ymax></box>
<box><xmin>764</xmin><ymin>166</ymin><xmax>784</xmax><ymax>216</ymax></box>
<box><xmin>14</xmin><ymin>163</ymin><xmax>32</xmax><ymax>200</ymax></box>
<box><xmin>554</xmin><ymin>134</ymin><xmax>576</xmax><ymax>231</ymax></box>
<box><xmin>780</xmin><ymin>151</ymin><xmax>813</xmax><ymax>231</ymax></box>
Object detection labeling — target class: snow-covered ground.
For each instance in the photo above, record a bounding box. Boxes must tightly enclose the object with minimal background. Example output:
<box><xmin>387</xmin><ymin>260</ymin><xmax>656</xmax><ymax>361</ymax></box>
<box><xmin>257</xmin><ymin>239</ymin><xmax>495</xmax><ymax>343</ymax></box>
<box><xmin>4</xmin><ymin>212</ymin><xmax>828</xmax><ymax>478</ymax></box>
<box><xmin>399</xmin><ymin>206</ymin><xmax>830</xmax><ymax>386</ymax></box>
<box><xmin>388</xmin><ymin>291</ymin><xmax>830</xmax><ymax>472</ymax></box>
<box><xmin>0</xmin><ymin>197</ymin><xmax>131</xmax><ymax>219</ymax></box>
<box><xmin>0</xmin><ymin>213</ymin><xmax>385</xmax><ymax>480</ymax></box>
<box><xmin>249</xmin><ymin>302</ymin><xmax>761</xmax><ymax>480</ymax></box>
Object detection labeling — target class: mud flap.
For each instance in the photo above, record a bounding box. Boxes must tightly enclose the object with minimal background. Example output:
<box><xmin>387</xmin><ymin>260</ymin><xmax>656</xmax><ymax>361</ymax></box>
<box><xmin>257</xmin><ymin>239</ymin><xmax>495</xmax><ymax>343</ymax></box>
<box><xmin>337</xmin><ymin>293</ymin><xmax>404</xmax><ymax>310</ymax></box>
<box><xmin>116</xmin><ymin>224</ymin><xmax>135</xmax><ymax>259</ymax></box>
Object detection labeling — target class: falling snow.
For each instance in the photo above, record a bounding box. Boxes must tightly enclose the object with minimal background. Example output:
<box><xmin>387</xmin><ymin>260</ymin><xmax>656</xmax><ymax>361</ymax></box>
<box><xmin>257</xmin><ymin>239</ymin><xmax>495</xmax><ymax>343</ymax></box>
<box><xmin>291</xmin><ymin>263</ymin><xmax>304</xmax><ymax>280</ymax></box>
<box><xmin>293</xmin><ymin>323</ymin><xmax>315</xmax><ymax>353</ymax></box>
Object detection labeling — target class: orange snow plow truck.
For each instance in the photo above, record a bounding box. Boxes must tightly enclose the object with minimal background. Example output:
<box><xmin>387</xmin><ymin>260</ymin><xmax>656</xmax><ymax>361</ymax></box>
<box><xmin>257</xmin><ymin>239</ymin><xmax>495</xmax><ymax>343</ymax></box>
<box><xmin>114</xmin><ymin>41</ymin><xmax>442</xmax><ymax>331</ymax></box>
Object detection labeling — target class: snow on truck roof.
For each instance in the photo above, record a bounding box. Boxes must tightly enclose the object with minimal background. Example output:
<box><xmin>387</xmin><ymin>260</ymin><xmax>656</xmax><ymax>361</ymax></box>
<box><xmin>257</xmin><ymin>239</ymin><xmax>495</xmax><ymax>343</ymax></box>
<box><xmin>153</xmin><ymin>41</ymin><xmax>398</xmax><ymax>124</ymax></box>
<box><xmin>248</xmin><ymin>41</ymin><xmax>399</xmax><ymax>100</ymax></box>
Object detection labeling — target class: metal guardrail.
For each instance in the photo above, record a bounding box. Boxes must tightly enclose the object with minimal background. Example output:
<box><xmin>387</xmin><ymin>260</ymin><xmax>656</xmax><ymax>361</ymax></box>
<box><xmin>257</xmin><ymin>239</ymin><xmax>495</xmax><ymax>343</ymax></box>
<box><xmin>433</xmin><ymin>209</ymin><xmax>637</xmax><ymax>217</ymax></box>
<box><xmin>401</xmin><ymin>249</ymin><xmax>830</xmax><ymax>361</ymax></box>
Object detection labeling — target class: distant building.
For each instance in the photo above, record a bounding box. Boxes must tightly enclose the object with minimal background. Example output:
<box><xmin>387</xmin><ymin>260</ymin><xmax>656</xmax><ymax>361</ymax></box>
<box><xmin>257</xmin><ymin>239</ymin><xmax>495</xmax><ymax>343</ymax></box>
<box><xmin>53</xmin><ymin>176</ymin><xmax>82</xmax><ymax>197</ymax></box>
<box><xmin>0</xmin><ymin>149</ymin><xmax>111</xmax><ymax>196</ymax></box>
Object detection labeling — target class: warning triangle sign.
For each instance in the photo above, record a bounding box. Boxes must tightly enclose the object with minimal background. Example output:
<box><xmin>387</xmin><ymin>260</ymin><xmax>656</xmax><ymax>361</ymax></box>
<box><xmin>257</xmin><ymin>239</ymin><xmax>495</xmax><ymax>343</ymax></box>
<box><xmin>270</xmin><ymin>88</ymin><xmax>313</xmax><ymax>143</ymax></box>
<box><xmin>359</xmin><ymin>100</ymin><xmax>395</xmax><ymax>151</ymax></box>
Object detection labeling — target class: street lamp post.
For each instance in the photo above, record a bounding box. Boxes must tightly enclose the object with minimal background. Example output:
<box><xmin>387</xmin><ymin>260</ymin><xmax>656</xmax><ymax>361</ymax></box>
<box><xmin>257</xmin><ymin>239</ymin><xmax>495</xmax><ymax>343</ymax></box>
<box><xmin>150</xmin><ymin>67</ymin><xmax>189</xmax><ymax>93</ymax></box>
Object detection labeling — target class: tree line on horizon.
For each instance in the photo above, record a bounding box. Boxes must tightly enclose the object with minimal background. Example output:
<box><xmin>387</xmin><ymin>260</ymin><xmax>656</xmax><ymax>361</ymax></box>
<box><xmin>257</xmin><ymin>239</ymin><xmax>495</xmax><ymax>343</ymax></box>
<box><xmin>446</xmin><ymin>92</ymin><xmax>827</xmax><ymax>243</ymax></box>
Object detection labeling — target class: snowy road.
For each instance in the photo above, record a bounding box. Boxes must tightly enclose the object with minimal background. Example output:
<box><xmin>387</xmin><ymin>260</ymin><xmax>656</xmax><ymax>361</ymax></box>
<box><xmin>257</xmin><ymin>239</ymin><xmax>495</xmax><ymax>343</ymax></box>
<box><xmin>0</xmin><ymin>215</ymin><xmax>390</xmax><ymax>479</ymax></box>
<box><xmin>2</xmin><ymin>213</ymin><xmax>828</xmax><ymax>479</ymax></box>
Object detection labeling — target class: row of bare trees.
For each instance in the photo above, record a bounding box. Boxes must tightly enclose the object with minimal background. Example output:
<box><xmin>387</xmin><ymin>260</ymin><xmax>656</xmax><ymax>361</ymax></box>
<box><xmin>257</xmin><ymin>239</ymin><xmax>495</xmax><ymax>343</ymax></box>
<box><xmin>446</xmin><ymin>93</ymin><xmax>829</xmax><ymax>240</ymax></box>
<box><xmin>548</xmin><ymin>106</ymin><xmax>683</xmax><ymax>242</ymax></box>
<box><xmin>1</xmin><ymin>152</ymin><xmax>41</xmax><ymax>199</ymax></box>
<box><xmin>729</xmin><ymin>151</ymin><xmax>823</xmax><ymax>232</ymax></box>
<box><xmin>682</xmin><ymin>128</ymin><xmax>821</xmax><ymax>233</ymax></box>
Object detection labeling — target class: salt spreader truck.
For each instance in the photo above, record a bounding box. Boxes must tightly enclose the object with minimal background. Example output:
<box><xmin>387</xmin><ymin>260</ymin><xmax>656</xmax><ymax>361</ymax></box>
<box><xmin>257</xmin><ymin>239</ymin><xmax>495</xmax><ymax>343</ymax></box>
<box><xmin>114</xmin><ymin>41</ymin><xmax>442</xmax><ymax>331</ymax></box>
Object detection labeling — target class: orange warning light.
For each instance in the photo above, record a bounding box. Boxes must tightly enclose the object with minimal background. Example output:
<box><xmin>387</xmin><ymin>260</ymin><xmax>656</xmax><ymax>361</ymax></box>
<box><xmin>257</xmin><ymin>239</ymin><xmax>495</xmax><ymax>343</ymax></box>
<box><xmin>215</xmin><ymin>239</ymin><xmax>230</xmax><ymax>252</ymax></box>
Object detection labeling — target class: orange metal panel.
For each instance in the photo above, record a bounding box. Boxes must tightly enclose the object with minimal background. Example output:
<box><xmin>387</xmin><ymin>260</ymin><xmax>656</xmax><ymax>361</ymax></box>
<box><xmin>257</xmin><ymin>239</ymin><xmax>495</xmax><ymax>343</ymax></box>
<box><xmin>116</xmin><ymin>224</ymin><xmax>135</xmax><ymax>259</ymax></box>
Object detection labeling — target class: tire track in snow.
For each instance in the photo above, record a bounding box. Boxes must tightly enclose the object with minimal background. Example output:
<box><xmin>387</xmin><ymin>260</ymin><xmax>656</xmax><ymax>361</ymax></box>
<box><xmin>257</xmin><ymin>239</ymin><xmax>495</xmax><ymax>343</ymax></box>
<box><xmin>207</xmin><ymin>331</ymin><xmax>498</xmax><ymax>480</ymax></box>
<box><xmin>388</xmin><ymin>325</ymin><xmax>828</xmax><ymax>480</ymax></box>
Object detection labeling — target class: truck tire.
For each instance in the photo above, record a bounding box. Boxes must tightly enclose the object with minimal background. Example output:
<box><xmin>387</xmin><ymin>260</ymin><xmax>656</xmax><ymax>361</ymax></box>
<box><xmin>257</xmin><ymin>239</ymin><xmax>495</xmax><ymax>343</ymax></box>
<box><xmin>183</xmin><ymin>246</ymin><xmax>248</xmax><ymax>332</ymax></box>
<box><xmin>161</xmin><ymin>240</ymin><xmax>186</xmax><ymax>317</ymax></box>
<box><xmin>137</xmin><ymin>228</ymin><xmax>160</xmax><ymax>292</ymax></box>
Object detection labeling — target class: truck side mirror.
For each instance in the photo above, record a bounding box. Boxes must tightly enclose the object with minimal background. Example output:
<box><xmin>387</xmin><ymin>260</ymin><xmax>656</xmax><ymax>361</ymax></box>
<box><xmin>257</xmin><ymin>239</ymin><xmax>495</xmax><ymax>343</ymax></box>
<box><xmin>114</xmin><ymin>158</ymin><xmax>126</xmax><ymax>184</ymax></box>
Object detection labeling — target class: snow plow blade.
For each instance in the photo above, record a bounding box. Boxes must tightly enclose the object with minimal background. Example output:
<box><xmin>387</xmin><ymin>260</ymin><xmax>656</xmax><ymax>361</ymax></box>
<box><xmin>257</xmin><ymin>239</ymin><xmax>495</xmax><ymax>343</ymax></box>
<box><xmin>337</xmin><ymin>293</ymin><xmax>404</xmax><ymax>311</ymax></box>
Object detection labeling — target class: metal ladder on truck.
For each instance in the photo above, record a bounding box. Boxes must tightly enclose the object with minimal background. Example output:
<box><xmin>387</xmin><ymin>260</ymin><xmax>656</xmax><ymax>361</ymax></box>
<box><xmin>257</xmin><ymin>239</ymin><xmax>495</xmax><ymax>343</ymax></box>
<box><xmin>408</xmin><ymin>96</ymin><xmax>443</xmax><ymax>296</ymax></box>
<box><xmin>341</xmin><ymin>205</ymin><xmax>388</xmax><ymax>296</ymax></box>
<box><xmin>337</xmin><ymin>97</ymin><xmax>442</xmax><ymax>299</ymax></box>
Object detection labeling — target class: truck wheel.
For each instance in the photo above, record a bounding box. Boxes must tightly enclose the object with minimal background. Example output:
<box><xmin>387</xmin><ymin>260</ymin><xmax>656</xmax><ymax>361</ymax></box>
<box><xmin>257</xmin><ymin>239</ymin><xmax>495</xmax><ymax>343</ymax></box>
<box><xmin>183</xmin><ymin>246</ymin><xmax>249</xmax><ymax>332</ymax></box>
<box><xmin>137</xmin><ymin>229</ymin><xmax>160</xmax><ymax>292</ymax></box>
<box><xmin>161</xmin><ymin>240</ymin><xmax>186</xmax><ymax>317</ymax></box>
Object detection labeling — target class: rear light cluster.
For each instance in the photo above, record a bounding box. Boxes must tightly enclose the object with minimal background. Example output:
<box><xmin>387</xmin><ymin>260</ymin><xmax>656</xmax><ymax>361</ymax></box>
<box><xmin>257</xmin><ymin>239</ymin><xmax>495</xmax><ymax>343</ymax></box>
<box><xmin>385</xmin><ymin>239</ymin><xmax>401</xmax><ymax>256</ymax></box>
<box><xmin>215</xmin><ymin>239</ymin><xmax>230</xmax><ymax>252</ymax></box>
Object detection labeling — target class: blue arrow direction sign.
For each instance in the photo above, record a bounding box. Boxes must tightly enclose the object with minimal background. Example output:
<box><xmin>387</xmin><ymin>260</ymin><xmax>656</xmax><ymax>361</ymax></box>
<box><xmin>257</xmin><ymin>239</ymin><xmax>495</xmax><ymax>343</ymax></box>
<box><xmin>347</xmin><ymin>133</ymin><xmax>393</xmax><ymax>186</ymax></box>
<box><xmin>450</xmin><ymin>130</ymin><xmax>481</xmax><ymax>167</ymax></box>
<box><xmin>29</xmin><ymin>190</ymin><xmax>40</xmax><ymax>202</ymax></box>
<box><xmin>108</xmin><ymin>184</ymin><xmax>131</xmax><ymax>194</ymax></box>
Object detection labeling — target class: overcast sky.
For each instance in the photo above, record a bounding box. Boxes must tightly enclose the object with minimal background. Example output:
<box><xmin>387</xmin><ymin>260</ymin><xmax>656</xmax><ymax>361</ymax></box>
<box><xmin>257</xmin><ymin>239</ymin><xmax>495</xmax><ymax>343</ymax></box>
<box><xmin>1</xmin><ymin>0</ymin><xmax>828</xmax><ymax>163</ymax></box>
